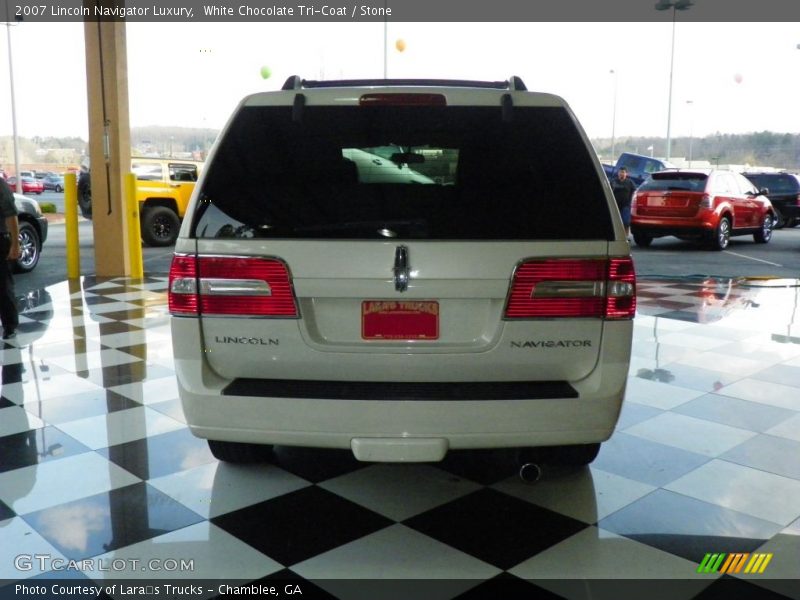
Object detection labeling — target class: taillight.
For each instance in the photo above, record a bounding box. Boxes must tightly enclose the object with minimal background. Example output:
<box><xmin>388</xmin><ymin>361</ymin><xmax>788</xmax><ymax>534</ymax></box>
<box><xmin>169</xmin><ymin>254</ymin><xmax>198</xmax><ymax>315</ymax></box>
<box><xmin>168</xmin><ymin>255</ymin><xmax>298</xmax><ymax>317</ymax></box>
<box><xmin>606</xmin><ymin>258</ymin><xmax>637</xmax><ymax>319</ymax></box>
<box><xmin>699</xmin><ymin>193</ymin><xmax>712</xmax><ymax>209</ymax></box>
<box><xmin>504</xmin><ymin>258</ymin><xmax>636</xmax><ymax>320</ymax></box>
<box><xmin>795</xmin><ymin>194</ymin><xmax>800</xmax><ymax>207</ymax></box>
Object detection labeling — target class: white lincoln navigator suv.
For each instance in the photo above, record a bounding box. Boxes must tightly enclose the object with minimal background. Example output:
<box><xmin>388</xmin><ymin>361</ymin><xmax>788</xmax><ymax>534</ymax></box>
<box><xmin>169</xmin><ymin>76</ymin><xmax>635</xmax><ymax>467</ymax></box>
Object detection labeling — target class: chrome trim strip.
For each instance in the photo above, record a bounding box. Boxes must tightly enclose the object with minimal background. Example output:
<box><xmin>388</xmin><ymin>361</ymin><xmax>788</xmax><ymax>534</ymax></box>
<box><xmin>199</xmin><ymin>278</ymin><xmax>272</xmax><ymax>296</ymax></box>
<box><xmin>531</xmin><ymin>280</ymin><xmax>605</xmax><ymax>298</ymax></box>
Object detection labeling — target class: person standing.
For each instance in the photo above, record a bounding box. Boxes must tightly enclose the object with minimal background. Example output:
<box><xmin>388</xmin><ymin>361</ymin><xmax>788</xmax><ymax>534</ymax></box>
<box><xmin>0</xmin><ymin>177</ymin><xmax>20</xmax><ymax>339</ymax></box>
<box><xmin>611</xmin><ymin>166</ymin><xmax>636</xmax><ymax>239</ymax></box>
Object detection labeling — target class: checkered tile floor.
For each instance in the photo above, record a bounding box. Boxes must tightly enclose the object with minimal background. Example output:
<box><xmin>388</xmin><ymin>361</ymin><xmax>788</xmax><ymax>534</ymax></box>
<box><xmin>1</xmin><ymin>276</ymin><xmax>799</xmax><ymax>599</ymax></box>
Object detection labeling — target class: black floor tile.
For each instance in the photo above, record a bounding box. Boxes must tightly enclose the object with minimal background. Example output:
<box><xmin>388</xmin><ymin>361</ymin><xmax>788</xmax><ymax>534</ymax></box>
<box><xmin>0</xmin><ymin>499</ymin><xmax>14</xmax><ymax>521</ymax></box>
<box><xmin>721</xmin><ymin>434</ymin><xmax>800</xmax><ymax>481</ymax></box>
<box><xmin>673</xmin><ymin>394</ymin><xmax>796</xmax><ymax>433</ymax></box>
<box><xmin>436</xmin><ymin>449</ymin><xmax>519</xmax><ymax>486</ymax></box>
<box><xmin>23</xmin><ymin>482</ymin><xmax>203</xmax><ymax>560</ymax></box>
<box><xmin>454</xmin><ymin>573</ymin><xmax>565</xmax><ymax>599</ymax></box>
<box><xmin>598</xmin><ymin>489</ymin><xmax>783</xmax><ymax>563</ymax></box>
<box><xmin>592</xmin><ymin>432</ymin><xmax>711</xmax><ymax>487</ymax></box>
<box><xmin>692</xmin><ymin>576</ymin><xmax>795</xmax><ymax>600</ymax></box>
<box><xmin>250</xmin><ymin>569</ymin><xmax>339</xmax><ymax>600</ymax></box>
<box><xmin>404</xmin><ymin>488</ymin><xmax>588</xmax><ymax>570</ymax></box>
<box><xmin>270</xmin><ymin>447</ymin><xmax>368</xmax><ymax>484</ymax></box>
<box><xmin>98</xmin><ymin>428</ymin><xmax>215</xmax><ymax>480</ymax></box>
<box><xmin>211</xmin><ymin>486</ymin><xmax>393</xmax><ymax>566</ymax></box>
<box><xmin>0</xmin><ymin>427</ymin><xmax>91</xmax><ymax>473</ymax></box>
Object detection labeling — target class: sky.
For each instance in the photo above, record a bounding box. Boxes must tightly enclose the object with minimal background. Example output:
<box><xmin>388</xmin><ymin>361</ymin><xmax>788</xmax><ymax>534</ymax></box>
<box><xmin>1</xmin><ymin>21</ymin><xmax>799</xmax><ymax>143</ymax></box>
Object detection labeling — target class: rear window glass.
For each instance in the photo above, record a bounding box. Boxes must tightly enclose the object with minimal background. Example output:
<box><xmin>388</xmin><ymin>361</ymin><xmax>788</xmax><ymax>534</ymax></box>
<box><xmin>745</xmin><ymin>174</ymin><xmax>799</xmax><ymax>195</ymax></box>
<box><xmin>638</xmin><ymin>172</ymin><xmax>708</xmax><ymax>193</ymax></box>
<box><xmin>192</xmin><ymin>105</ymin><xmax>612</xmax><ymax>240</ymax></box>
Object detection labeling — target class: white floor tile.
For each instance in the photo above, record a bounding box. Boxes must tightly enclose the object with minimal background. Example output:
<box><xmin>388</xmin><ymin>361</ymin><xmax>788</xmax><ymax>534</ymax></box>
<box><xmin>766</xmin><ymin>413</ymin><xmax>800</xmax><ymax>442</ymax></box>
<box><xmin>108</xmin><ymin>378</ymin><xmax>179</xmax><ymax>405</ymax></box>
<box><xmin>510</xmin><ymin>526</ymin><xmax>707</xmax><ymax>580</ymax></box>
<box><xmin>624</xmin><ymin>377</ymin><xmax>705</xmax><ymax>410</ymax></box>
<box><xmin>672</xmin><ymin>351</ymin><xmax>767</xmax><ymax>377</ymax></box>
<box><xmin>657</xmin><ymin>332</ymin><xmax>732</xmax><ymax>352</ymax></box>
<box><xmin>0</xmin><ymin>452</ymin><xmax>140</xmax><ymax>515</ymax></box>
<box><xmin>320</xmin><ymin>464</ymin><xmax>481</xmax><ymax>521</ymax></box>
<box><xmin>293</xmin><ymin>523</ymin><xmax>500</xmax><ymax>581</ymax></box>
<box><xmin>494</xmin><ymin>467</ymin><xmax>656</xmax><ymax>523</ymax></box>
<box><xmin>623</xmin><ymin>413</ymin><xmax>756</xmax><ymax>457</ymax></box>
<box><xmin>718</xmin><ymin>379</ymin><xmax>800</xmax><ymax>410</ymax></box>
<box><xmin>83</xmin><ymin>522</ymin><xmax>281</xmax><ymax>580</ymax></box>
<box><xmin>56</xmin><ymin>407</ymin><xmax>185</xmax><ymax>450</ymax></box>
<box><xmin>45</xmin><ymin>349</ymin><xmax>142</xmax><ymax>374</ymax></box>
<box><xmin>0</xmin><ymin>517</ymin><xmax>67</xmax><ymax>580</ymax></box>
<box><xmin>0</xmin><ymin>407</ymin><xmax>45</xmax><ymax>437</ymax></box>
<box><xmin>665</xmin><ymin>459</ymin><xmax>800</xmax><ymax>526</ymax></box>
<box><xmin>149</xmin><ymin>461</ymin><xmax>309</xmax><ymax>519</ymax></box>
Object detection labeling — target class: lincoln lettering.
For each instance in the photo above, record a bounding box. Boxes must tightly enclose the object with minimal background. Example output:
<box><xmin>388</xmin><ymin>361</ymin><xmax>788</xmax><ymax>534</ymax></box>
<box><xmin>511</xmin><ymin>340</ymin><xmax>592</xmax><ymax>348</ymax></box>
<box><xmin>215</xmin><ymin>336</ymin><xmax>279</xmax><ymax>345</ymax></box>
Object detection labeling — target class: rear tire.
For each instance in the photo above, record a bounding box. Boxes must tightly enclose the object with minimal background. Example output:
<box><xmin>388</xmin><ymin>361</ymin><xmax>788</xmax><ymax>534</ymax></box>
<box><xmin>141</xmin><ymin>206</ymin><xmax>180</xmax><ymax>247</ymax></box>
<box><xmin>710</xmin><ymin>216</ymin><xmax>731</xmax><ymax>250</ymax></box>
<box><xmin>208</xmin><ymin>440</ymin><xmax>274</xmax><ymax>463</ymax></box>
<box><xmin>753</xmin><ymin>213</ymin><xmax>774</xmax><ymax>244</ymax></box>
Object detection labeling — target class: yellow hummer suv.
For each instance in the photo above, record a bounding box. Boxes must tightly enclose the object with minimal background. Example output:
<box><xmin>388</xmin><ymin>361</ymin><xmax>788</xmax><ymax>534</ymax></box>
<box><xmin>77</xmin><ymin>158</ymin><xmax>203</xmax><ymax>246</ymax></box>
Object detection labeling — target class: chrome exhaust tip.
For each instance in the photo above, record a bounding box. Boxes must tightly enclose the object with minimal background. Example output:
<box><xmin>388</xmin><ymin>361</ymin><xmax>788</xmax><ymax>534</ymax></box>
<box><xmin>519</xmin><ymin>462</ymin><xmax>542</xmax><ymax>484</ymax></box>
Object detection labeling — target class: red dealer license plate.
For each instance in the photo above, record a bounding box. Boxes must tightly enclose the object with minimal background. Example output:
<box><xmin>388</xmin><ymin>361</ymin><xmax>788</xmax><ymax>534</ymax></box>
<box><xmin>361</xmin><ymin>300</ymin><xmax>439</xmax><ymax>340</ymax></box>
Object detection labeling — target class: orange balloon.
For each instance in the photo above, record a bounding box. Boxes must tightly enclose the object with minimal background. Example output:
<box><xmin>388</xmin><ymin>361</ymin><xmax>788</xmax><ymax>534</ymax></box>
<box><xmin>395</xmin><ymin>39</ymin><xmax>406</xmax><ymax>52</ymax></box>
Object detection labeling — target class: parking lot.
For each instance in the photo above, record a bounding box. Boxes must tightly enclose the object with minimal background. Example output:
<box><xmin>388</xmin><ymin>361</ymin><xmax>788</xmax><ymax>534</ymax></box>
<box><xmin>17</xmin><ymin>189</ymin><xmax>800</xmax><ymax>293</ymax></box>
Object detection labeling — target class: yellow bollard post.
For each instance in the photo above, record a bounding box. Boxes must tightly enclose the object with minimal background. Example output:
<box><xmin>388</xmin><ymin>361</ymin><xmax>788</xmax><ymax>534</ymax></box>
<box><xmin>125</xmin><ymin>173</ymin><xmax>144</xmax><ymax>279</ymax></box>
<box><xmin>64</xmin><ymin>173</ymin><xmax>81</xmax><ymax>279</ymax></box>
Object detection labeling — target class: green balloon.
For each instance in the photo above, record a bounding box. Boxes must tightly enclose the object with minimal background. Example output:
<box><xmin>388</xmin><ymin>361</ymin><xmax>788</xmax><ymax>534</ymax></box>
<box><xmin>260</xmin><ymin>65</ymin><xmax>272</xmax><ymax>79</ymax></box>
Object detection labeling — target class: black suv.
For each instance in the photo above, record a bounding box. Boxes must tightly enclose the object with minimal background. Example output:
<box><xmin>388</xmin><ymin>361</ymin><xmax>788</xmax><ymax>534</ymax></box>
<box><xmin>742</xmin><ymin>172</ymin><xmax>800</xmax><ymax>228</ymax></box>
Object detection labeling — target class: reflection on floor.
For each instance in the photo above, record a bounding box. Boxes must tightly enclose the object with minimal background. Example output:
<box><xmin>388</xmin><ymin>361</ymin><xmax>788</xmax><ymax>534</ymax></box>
<box><xmin>1</xmin><ymin>276</ymin><xmax>799</xmax><ymax>599</ymax></box>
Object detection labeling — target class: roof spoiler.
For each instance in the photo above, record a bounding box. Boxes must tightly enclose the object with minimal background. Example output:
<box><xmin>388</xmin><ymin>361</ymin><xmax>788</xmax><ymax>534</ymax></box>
<box><xmin>281</xmin><ymin>76</ymin><xmax>528</xmax><ymax>91</ymax></box>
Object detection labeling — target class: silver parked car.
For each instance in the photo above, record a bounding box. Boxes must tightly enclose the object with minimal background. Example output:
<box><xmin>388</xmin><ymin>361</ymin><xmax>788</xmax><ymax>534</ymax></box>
<box><xmin>169</xmin><ymin>77</ymin><xmax>635</xmax><ymax>468</ymax></box>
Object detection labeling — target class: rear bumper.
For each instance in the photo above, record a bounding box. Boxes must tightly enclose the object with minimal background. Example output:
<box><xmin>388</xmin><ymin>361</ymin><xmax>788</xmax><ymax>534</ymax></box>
<box><xmin>631</xmin><ymin>215</ymin><xmax>714</xmax><ymax>238</ymax></box>
<box><xmin>172</xmin><ymin>318</ymin><xmax>632</xmax><ymax>461</ymax></box>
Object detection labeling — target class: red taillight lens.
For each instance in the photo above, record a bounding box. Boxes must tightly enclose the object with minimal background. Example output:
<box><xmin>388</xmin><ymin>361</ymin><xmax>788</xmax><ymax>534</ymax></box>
<box><xmin>359</xmin><ymin>93</ymin><xmax>447</xmax><ymax>106</ymax></box>
<box><xmin>504</xmin><ymin>258</ymin><xmax>636</xmax><ymax>320</ymax></box>
<box><xmin>699</xmin><ymin>193</ymin><xmax>713</xmax><ymax>209</ymax></box>
<box><xmin>169</xmin><ymin>254</ymin><xmax>198</xmax><ymax>315</ymax></box>
<box><xmin>606</xmin><ymin>257</ymin><xmax>637</xmax><ymax>319</ymax></box>
<box><xmin>168</xmin><ymin>255</ymin><xmax>298</xmax><ymax>317</ymax></box>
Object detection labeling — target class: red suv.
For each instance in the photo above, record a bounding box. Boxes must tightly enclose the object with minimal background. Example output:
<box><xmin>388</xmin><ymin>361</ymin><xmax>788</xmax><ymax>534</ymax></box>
<box><xmin>631</xmin><ymin>169</ymin><xmax>775</xmax><ymax>250</ymax></box>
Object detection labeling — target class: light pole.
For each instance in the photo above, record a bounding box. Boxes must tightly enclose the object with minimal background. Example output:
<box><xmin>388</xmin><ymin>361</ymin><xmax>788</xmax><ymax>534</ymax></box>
<box><xmin>686</xmin><ymin>99</ymin><xmax>694</xmax><ymax>167</ymax></box>
<box><xmin>655</xmin><ymin>0</ymin><xmax>693</xmax><ymax>161</ymax></box>
<box><xmin>610</xmin><ymin>69</ymin><xmax>618</xmax><ymax>160</ymax></box>
<box><xmin>4</xmin><ymin>14</ymin><xmax>22</xmax><ymax>193</ymax></box>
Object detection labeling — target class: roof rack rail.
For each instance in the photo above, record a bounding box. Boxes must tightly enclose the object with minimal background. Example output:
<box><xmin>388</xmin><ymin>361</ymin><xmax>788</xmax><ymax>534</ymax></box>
<box><xmin>280</xmin><ymin>76</ymin><xmax>528</xmax><ymax>91</ymax></box>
